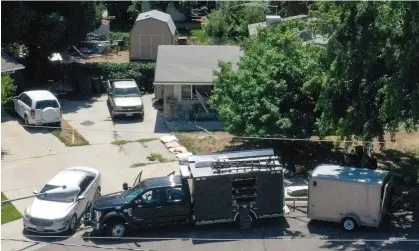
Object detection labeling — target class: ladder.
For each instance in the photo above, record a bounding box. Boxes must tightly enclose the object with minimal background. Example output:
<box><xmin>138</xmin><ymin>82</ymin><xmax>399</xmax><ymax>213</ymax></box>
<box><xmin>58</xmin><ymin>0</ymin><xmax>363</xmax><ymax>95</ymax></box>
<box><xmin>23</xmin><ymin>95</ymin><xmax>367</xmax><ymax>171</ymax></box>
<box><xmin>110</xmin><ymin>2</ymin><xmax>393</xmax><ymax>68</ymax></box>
<box><xmin>211</xmin><ymin>157</ymin><xmax>282</xmax><ymax>173</ymax></box>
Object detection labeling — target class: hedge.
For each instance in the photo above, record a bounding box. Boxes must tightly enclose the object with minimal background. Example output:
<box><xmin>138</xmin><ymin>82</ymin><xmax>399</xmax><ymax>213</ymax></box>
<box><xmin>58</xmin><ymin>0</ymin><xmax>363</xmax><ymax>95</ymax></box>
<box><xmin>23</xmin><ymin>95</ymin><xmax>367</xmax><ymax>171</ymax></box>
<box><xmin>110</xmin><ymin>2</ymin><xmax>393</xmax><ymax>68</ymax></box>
<box><xmin>41</xmin><ymin>62</ymin><xmax>156</xmax><ymax>95</ymax></box>
<box><xmin>109</xmin><ymin>32</ymin><xmax>130</xmax><ymax>51</ymax></box>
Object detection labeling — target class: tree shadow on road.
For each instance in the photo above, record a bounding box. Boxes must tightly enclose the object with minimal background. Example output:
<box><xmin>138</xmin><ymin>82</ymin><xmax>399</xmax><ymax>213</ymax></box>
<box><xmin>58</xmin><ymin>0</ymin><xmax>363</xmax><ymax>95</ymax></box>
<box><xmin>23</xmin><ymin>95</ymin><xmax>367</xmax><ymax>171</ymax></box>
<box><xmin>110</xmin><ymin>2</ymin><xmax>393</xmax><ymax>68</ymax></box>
<box><xmin>307</xmin><ymin>210</ymin><xmax>419</xmax><ymax>251</ymax></box>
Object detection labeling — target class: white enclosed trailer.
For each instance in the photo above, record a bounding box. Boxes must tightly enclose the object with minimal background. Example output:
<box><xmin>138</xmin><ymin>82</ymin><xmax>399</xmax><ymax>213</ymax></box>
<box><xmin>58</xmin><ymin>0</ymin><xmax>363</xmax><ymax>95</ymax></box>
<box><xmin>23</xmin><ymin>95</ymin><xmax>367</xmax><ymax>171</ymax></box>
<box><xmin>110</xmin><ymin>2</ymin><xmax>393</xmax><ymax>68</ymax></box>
<box><xmin>307</xmin><ymin>165</ymin><xmax>394</xmax><ymax>231</ymax></box>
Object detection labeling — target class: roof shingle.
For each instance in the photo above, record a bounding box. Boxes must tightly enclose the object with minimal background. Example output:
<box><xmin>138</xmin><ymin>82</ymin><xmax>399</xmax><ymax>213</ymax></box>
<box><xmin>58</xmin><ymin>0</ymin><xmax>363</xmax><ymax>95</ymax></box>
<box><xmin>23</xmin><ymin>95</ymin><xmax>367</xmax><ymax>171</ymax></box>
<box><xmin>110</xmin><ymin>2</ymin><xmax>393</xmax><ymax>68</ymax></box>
<box><xmin>154</xmin><ymin>45</ymin><xmax>243</xmax><ymax>84</ymax></box>
<box><xmin>1</xmin><ymin>52</ymin><xmax>25</xmax><ymax>73</ymax></box>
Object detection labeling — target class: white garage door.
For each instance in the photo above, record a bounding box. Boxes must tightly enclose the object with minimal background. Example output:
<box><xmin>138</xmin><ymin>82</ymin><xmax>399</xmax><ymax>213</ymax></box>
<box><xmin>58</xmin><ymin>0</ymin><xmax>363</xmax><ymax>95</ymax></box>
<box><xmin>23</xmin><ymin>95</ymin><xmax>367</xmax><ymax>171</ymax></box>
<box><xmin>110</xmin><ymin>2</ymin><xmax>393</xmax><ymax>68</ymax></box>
<box><xmin>139</xmin><ymin>34</ymin><xmax>151</xmax><ymax>59</ymax></box>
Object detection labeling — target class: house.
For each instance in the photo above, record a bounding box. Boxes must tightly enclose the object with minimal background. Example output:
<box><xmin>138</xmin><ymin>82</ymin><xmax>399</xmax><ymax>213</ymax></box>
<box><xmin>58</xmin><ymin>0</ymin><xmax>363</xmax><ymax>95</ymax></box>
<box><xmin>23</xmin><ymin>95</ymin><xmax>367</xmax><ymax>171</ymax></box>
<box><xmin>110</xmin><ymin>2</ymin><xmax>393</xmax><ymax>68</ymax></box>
<box><xmin>130</xmin><ymin>10</ymin><xmax>177</xmax><ymax>61</ymax></box>
<box><xmin>153</xmin><ymin>45</ymin><xmax>243</xmax><ymax>117</ymax></box>
<box><xmin>1</xmin><ymin>51</ymin><xmax>25</xmax><ymax>73</ymax></box>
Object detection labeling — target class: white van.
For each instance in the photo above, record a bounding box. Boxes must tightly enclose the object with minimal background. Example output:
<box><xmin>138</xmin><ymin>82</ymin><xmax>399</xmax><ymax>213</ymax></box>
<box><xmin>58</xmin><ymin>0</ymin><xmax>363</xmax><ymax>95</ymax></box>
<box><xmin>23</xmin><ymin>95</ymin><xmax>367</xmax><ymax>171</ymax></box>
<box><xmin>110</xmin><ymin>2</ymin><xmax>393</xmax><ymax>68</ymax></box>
<box><xmin>307</xmin><ymin>164</ymin><xmax>394</xmax><ymax>232</ymax></box>
<box><xmin>13</xmin><ymin>90</ymin><xmax>62</xmax><ymax>126</ymax></box>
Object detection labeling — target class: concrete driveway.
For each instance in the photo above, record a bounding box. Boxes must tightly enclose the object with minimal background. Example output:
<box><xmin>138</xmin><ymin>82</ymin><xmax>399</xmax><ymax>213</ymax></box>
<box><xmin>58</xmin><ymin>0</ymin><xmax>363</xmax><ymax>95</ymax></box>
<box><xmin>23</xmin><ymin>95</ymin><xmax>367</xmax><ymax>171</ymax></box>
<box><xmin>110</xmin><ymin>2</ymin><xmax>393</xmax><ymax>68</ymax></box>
<box><xmin>1</xmin><ymin>108</ymin><xmax>178</xmax><ymax>251</ymax></box>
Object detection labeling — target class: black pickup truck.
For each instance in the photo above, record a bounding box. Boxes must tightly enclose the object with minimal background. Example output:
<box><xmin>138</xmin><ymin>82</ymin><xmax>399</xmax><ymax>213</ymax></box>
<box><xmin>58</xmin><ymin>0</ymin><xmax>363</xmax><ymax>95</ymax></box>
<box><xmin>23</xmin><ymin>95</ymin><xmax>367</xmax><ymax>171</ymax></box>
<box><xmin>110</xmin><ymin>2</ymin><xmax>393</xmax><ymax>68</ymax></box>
<box><xmin>85</xmin><ymin>149</ymin><xmax>285</xmax><ymax>237</ymax></box>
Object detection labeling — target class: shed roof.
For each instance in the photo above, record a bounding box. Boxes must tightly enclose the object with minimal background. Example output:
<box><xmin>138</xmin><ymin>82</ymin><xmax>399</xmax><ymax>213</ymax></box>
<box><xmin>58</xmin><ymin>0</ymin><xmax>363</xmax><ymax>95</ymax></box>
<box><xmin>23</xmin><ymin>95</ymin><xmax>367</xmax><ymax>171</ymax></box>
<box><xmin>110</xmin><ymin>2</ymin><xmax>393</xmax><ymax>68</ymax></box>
<box><xmin>311</xmin><ymin>165</ymin><xmax>390</xmax><ymax>185</ymax></box>
<box><xmin>1</xmin><ymin>51</ymin><xmax>25</xmax><ymax>73</ymax></box>
<box><xmin>135</xmin><ymin>10</ymin><xmax>176</xmax><ymax>35</ymax></box>
<box><xmin>154</xmin><ymin>45</ymin><xmax>243</xmax><ymax>84</ymax></box>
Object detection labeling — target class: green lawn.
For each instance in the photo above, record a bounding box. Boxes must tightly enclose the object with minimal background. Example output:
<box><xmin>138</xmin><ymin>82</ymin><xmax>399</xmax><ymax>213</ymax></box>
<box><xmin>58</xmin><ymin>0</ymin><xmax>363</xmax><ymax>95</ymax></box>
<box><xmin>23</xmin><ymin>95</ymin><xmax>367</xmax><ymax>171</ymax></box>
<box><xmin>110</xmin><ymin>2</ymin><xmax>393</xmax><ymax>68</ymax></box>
<box><xmin>1</xmin><ymin>192</ymin><xmax>22</xmax><ymax>224</ymax></box>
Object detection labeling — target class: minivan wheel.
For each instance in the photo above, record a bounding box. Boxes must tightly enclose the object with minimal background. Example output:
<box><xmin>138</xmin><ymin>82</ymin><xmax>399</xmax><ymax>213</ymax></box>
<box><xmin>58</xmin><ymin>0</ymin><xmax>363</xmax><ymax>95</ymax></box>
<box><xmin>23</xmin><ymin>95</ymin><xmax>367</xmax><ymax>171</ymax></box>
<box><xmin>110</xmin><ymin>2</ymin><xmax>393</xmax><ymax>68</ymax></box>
<box><xmin>107</xmin><ymin>219</ymin><xmax>127</xmax><ymax>237</ymax></box>
<box><xmin>341</xmin><ymin>217</ymin><xmax>358</xmax><ymax>232</ymax></box>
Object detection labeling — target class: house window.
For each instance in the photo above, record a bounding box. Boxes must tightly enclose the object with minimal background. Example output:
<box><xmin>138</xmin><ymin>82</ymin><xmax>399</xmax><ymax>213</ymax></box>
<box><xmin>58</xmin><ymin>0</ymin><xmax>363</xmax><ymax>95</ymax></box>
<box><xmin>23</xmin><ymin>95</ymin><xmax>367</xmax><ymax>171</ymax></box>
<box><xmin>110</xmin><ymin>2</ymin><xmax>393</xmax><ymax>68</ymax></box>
<box><xmin>181</xmin><ymin>85</ymin><xmax>213</xmax><ymax>100</ymax></box>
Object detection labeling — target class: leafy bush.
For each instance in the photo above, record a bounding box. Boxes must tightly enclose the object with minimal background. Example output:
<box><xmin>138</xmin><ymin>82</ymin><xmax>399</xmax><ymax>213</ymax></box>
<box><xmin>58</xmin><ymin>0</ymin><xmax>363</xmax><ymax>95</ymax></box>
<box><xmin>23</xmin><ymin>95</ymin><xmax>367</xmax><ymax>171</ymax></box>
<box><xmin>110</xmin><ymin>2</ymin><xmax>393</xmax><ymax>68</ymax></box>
<box><xmin>108</xmin><ymin>32</ymin><xmax>130</xmax><ymax>51</ymax></box>
<box><xmin>42</xmin><ymin>62</ymin><xmax>156</xmax><ymax>93</ymax></box>
<box><xmin>1</xmin><ymin>73</ymin><xmax>17</xmax><ymax>106</ymax></box>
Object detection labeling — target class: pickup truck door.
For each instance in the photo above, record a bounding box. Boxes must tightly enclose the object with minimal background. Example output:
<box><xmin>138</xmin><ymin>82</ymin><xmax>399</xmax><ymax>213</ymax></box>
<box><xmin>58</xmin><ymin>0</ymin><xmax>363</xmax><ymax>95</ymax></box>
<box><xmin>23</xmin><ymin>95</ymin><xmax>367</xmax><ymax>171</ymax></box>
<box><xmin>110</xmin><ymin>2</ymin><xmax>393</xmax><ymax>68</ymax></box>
<box><xmin>131</xmin><ymin>188</ymin><xmax>166</xmax><ymax>225</ymax></box>
<box><xmin>161</xmin><ymin>186</ymin><xmax>190</xmax><ymax>223</ymax></box>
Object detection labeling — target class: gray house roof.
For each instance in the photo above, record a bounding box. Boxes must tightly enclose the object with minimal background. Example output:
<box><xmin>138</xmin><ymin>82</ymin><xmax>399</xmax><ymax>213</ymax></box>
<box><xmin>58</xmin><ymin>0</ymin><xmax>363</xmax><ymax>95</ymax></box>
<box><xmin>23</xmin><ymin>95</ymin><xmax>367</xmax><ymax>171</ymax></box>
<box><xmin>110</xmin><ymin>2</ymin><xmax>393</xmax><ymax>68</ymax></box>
<box><xmin>1</xmin><ymin>52</ymin><xmax>25</xmax><ymax>73</ymax></box>
<box><xmin>154</xmin><ymin>45</ymin><xmax>243</xmax><ymax>85</ymax></box>
<box><xmin>136</xmin><ymin>10</ymin><xmax>176</xmax><ymax>35</ymax></box>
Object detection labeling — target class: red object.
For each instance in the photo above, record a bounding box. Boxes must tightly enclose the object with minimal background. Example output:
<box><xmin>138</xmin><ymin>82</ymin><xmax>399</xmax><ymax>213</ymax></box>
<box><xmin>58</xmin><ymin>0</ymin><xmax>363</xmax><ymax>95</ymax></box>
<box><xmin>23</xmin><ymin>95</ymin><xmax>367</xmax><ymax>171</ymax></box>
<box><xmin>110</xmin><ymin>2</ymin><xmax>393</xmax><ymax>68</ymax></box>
<box><xmin>31</xmin><ymin>109</ymin><xmax>35</xmax><ymax>119</ymax></box>
<box><xmin>191</xmin><ymin>19</ymin><xmax>203</xmax><ymax>23</ymax></box>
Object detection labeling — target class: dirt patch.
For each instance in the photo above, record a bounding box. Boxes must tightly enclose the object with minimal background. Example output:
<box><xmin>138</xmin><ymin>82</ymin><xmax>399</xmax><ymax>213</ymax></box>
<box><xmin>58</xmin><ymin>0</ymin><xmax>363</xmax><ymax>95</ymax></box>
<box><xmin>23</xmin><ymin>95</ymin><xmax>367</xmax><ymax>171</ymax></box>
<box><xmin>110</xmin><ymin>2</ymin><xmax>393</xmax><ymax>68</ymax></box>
<box><xmin>83</xmin><ymin>51</ymin><xmax>129</xmax><ymax>64</ymax></box>
<box><xmin>176</xmin><ymin>131</ymin><xmax>419</xmax><ymax>182</ymax></box>
<box><xmin>175</xmin><ymin>132</ymin><xmax>242</xmax><ymax>154</ymax></box>
<box><xmin>52</xmin><ymin>120</ymin><xmax>89</xmax><ymax>147</ymax></box>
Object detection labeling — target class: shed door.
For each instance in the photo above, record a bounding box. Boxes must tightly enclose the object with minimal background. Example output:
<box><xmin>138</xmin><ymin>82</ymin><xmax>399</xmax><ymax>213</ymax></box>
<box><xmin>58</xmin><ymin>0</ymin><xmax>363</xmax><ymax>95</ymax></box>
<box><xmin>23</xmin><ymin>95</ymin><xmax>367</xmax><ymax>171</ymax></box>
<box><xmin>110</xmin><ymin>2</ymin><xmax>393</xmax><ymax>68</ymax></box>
<box><xmin>139</xmin><ymin>34</ymin><xmax>152</xmax><ymax>59</ymax></box>
<box><xmin>151</xmin><ymin>35</ymin><xmax>164</xmax><ymax>58</ymax></box>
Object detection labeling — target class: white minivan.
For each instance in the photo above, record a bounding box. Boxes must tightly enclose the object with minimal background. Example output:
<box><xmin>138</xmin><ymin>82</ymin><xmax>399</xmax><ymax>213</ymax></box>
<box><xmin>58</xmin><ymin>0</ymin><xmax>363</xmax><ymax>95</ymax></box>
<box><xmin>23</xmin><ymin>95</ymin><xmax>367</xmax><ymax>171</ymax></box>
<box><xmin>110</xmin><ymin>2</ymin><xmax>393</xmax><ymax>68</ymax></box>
<box><xmin>13</xmin><ymin>90</ymin><xmax>62</xmax><ymax>126</ymax></box>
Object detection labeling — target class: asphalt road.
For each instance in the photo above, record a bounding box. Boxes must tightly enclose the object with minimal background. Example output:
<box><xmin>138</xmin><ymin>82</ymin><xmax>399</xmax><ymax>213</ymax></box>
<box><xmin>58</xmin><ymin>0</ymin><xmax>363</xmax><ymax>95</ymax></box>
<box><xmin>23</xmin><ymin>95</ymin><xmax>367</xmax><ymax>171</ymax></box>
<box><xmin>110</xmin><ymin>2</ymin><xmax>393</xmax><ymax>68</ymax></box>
<box><xmin>11</xmin><ymin>209</ymin><xmax>419</xmax><ymax>251</ymax></box>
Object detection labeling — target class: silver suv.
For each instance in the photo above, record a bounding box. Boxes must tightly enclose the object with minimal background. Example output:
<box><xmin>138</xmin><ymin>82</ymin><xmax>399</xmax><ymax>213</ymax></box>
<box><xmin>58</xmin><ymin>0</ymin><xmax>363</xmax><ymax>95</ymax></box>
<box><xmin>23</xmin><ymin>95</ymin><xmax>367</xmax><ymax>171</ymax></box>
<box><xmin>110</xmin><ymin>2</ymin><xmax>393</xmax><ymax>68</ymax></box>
<box><xmin>107</xmin><ymin>79</ymin><xmax>144</xmax><ymax>119</ymax></box>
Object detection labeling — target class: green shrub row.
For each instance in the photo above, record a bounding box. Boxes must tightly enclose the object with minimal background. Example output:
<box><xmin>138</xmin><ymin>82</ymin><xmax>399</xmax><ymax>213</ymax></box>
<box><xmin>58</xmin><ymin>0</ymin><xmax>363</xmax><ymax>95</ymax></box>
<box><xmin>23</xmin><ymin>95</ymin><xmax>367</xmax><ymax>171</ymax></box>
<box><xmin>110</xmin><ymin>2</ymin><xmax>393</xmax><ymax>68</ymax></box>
<box><xmin>43</xmin><ymin>62</ymin><xmax>155</xmax><ymax>93</ymax></box>
<box><xmin>108</xmin><ymin>32</ymin><xmax>130</xmax><ymax>51</ymax></box>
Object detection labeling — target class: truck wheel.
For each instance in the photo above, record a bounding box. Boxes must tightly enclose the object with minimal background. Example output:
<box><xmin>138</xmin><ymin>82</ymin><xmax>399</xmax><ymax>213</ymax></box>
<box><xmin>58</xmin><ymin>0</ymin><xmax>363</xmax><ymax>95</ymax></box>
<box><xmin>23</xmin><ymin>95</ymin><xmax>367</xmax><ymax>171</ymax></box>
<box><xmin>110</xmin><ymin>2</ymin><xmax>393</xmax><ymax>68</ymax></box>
<box><xmin>106</xmin><ymin>219</ymin><xmax>127</xmax><ymax>237</ymax></box>
<box><xmin>24</xmin><ymin>115</ymin><xmax>29</xmax><ymax>126</ymax></box>
<box><xmin>235</xmin><ymin>213</ymin><xmax>255</xmax><ymax>228</ymax></box>
<box><xmin>341</xmin><ymin>217</ymin><xmax>358</xmax><ymax>232</ymax></box>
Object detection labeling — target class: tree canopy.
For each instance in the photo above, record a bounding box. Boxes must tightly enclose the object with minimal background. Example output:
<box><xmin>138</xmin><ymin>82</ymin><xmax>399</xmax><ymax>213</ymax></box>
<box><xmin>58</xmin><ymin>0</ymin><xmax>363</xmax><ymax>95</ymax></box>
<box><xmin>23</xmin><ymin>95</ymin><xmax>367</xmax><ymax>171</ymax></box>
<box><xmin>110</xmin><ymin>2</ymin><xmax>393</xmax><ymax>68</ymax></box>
<box><xmin>210</xmin><ymin>1</ymin><xmax>419</xmax><ymax>141</ymax></box>
<box><xmin>210</xmin><ymin>24</ymin><xmax>323</xmax><ymax>137</ymax></box>
<box><xmin>203</xmin><ymin>1</ymin><xmax>266</xmax><ymax>42</ymax></box>
<box><xmin>1</xmin><ymin>1</ymin><xmax>104</xmax><ymax>84</ymax></box>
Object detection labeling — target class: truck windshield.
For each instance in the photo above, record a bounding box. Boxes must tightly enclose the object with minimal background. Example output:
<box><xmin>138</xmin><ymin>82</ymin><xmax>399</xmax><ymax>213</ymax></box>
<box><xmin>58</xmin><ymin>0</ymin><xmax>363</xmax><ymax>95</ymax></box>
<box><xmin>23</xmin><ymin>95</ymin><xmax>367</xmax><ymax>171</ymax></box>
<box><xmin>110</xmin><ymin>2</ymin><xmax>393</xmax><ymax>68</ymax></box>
<box><xmin>113</xmin><ymin>87</ymin><xmax>140</xmax><ymax>97</ymax></box>
<box><xmin>121</xmin><ymin>186</ymin><xmax>145</xmax><ymax>202</ymax></box>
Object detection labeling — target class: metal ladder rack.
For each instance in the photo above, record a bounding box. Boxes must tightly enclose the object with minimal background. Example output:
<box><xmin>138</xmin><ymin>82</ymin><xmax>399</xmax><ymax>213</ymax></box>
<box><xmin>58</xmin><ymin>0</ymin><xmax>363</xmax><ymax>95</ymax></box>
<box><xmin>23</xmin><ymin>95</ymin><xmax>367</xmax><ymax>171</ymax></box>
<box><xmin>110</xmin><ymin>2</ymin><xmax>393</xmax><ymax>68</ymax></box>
<box><xmin>211</xmin><ymin>157</ymin><xmax>282</xmax><ymax>173</ymax></box>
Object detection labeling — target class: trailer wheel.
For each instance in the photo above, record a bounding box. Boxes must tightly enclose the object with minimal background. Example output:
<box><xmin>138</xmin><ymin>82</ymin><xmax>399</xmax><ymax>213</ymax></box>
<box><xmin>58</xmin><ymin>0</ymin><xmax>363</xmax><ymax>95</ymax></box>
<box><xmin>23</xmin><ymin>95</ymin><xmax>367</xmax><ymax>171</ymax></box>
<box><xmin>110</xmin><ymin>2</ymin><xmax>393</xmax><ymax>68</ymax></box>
<box><xmin>341</xmin><ymin>217</ymin><xmax>358</xmax><ymax>232</ymax></box>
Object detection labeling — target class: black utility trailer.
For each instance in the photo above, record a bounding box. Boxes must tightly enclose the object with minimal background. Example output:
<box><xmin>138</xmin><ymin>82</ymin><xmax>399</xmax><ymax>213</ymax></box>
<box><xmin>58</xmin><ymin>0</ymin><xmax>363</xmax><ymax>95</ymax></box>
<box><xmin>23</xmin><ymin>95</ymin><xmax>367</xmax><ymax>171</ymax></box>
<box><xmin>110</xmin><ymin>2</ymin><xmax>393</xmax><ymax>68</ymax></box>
<box><xmin>180</xmin><ymin>148</ymin><xmax>285</xmax><ymax>230</ymax></box>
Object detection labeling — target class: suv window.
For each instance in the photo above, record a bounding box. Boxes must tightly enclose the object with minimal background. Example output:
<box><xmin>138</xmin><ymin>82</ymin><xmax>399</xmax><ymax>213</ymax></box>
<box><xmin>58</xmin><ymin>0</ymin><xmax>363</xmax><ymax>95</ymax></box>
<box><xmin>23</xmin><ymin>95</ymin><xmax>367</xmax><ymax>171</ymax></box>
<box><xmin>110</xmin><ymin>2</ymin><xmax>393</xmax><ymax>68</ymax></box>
<box><xmin>78</xmin><ymin>176</ymin><xmax>95</xmax><ymax>196</ymax></box>
<box><xmin>36</xmin><ymin>100</ymin><xmax>59</xmax><ymax>109</ymax></box>
<box><xmin>141</xmin><ymin>189</ymin><xmax>161</xmax><ymax>204</ymax></box>
<box><xmin>165</xmin><ymin>187</ymin><xmax>185</xmax><ymax>202</ymax></box>
<box><xmin>19</xmin><ymin>94</ymin><xmax>32</xmax><ymax>107</ymax></box>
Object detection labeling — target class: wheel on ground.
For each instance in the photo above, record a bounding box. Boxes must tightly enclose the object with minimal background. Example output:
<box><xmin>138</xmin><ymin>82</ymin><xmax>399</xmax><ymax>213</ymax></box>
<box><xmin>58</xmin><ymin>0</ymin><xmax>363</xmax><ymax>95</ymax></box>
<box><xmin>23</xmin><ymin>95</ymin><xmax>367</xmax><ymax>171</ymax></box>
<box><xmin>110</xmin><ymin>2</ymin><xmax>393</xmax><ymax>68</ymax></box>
<box><xmin>341</xmin><ymin>217</ymin><xmax>358</xmax><ymax>232</ymax></box>
<box><xmin>106</xmin><ymin>219</ymin><xmax>127</xmax><ymax>237</ymax></box>
<box><xmin>235</xmin><ymin>213</ymin><xmax>255</xmax><ymax>228</ymax></box>
<box><xmin>68</xmin><ymin>214</ymin><xmax>78</xmax><ymax>232</ymax></box>
<box><xmin>24</xmin><ymin>115</ymin><xmax>29</xmax><ymax>126</ymax></box>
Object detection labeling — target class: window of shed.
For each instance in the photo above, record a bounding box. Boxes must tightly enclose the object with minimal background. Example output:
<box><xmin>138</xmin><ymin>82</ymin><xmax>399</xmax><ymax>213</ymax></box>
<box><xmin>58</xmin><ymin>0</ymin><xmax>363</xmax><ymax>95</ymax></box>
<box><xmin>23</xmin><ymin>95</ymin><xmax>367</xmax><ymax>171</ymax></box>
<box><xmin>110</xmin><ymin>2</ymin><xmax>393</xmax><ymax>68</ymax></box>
<box><xmin>181</xmin><ymin>85</ymin><xmax>192</xmax><ymax>100</ymax></box>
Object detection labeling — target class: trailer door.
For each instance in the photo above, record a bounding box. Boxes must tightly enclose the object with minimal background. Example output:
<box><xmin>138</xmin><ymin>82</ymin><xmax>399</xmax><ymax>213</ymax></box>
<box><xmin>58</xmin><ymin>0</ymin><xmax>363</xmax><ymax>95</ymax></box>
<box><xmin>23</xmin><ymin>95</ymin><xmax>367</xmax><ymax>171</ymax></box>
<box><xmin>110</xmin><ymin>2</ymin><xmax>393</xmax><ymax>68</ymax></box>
<box><xmin>380</xmin><ymin>179</ymin><xmax>392</xmax><ymax>220</ymax></box>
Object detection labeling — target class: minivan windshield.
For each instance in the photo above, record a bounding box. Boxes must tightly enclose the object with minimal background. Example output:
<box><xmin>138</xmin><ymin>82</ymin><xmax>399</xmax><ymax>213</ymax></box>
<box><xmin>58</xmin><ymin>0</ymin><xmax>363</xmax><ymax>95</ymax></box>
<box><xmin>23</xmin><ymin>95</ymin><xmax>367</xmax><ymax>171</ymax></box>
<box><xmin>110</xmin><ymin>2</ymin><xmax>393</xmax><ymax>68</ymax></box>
<box><xmin>36</xmin><ymin>100</ymin><xmax>60</xmax><ymax>109</ymax></box>
<box><xmin>121</xmin><ymin>185</ymin><xmax>145</xmax><ymax>202</ymax></box>
<box><xmin>113</xmin><ymin>87</ymin><xmax>141</xmax><ymax>97</ymax></box>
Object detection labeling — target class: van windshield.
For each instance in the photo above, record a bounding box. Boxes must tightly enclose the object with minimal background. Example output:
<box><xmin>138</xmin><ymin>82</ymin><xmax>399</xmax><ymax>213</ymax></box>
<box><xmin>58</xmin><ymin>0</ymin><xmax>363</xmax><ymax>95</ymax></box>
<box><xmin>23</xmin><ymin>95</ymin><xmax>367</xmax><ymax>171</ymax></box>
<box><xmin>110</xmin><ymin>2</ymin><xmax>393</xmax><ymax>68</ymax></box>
<box><xmin>36</xmin><ymin>100</ymin><xmax>60</xmax><ymax>109</ymax></box>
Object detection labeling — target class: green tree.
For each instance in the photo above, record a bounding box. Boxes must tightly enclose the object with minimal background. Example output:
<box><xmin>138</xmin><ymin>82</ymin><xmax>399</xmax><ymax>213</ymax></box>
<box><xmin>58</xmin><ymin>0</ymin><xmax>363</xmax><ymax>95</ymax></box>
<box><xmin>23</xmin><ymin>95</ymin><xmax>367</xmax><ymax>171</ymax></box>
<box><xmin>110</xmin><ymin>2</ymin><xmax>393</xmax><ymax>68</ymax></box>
<box><xmin>1</xmin><ymin>1</ymin><xmax>104</xmax><ymax>85</ymax></box>
<box><xmin>316</xmin><ymin>1</ymin><xmax>419</xmax><ymax>143</ymax></box>
<box><xmin>210</xmin><ymin>25</ymin><xmax>324</xmax><ymax>137</ymax></box>
<box><xmin>1</xmin><ymin>74</ymin><xmax>17</xmax><ymax>106</ymax></box>
<box><xmin>204</xmin><ymin>1</ymin><xmax>265</xmax><ymax>42</ymax></box>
